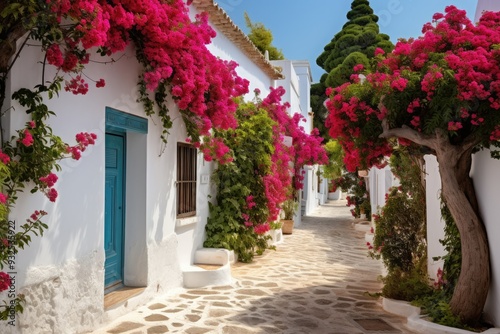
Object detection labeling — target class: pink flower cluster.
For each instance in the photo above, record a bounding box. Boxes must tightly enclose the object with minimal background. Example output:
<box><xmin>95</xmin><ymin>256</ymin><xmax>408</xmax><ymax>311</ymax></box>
<box><xmin>0</xmin><ymin>151</ymin><xmax>10</xmax><ymax>165</ymax></box>
<box><xmin>39</xmin><ymin>173</ymin><xmax>59</xmax><ymax>202</ymax></box>
<box><xmin>66</xmin><ymin>132</ymin><xmax>97</xmax><ymax>160</ymax></box>
<box><xmin>64</xmin><ymin>75</ymin><xmax>89</xmax><ymax>95</ymax></box>
<box><xmin>28</xmin><ymin>210</ymin><xmax>48</xmax><ymax>223</ymax></box>
<box><xmin>325</xmin><ymin>85</ymin><xmax>392</xmax><ymax>172</ymax></box>
<box><xmin>254</xmin><ymin>223</ymin><xmax>270</xmax><ymax>235</ymax></box>
<box><xmin>434</xmin><ymin>268</ymin><xmax>447</xmax><ymax>289</ymax></box>
<box><xmin>246</xmin><ymin>195</ymin><xmax>256</xmax><ymax>210</ymax></box>
<box><xmin>21</xmin><ymin>129</ymin><xmax>34</xmax><ymax>147</ymax></box>
<box><xmin>0</xmin><ymin>272</ymin><xmax>11</xmax><ymax>292</ymax></box>
<box><xmin>257</xmin><ymin>87</ymin><xmax>327</xmax><ymax>220</ymax></box>
<box><xmin>263</xmin><ymin>87</ymin><xmax>328</xmax><ymax>187</ymax></box>
<box><xmin>199</xmin><ymin>137</ymin><xmax>233</xmax><ymax>164</ymax></box>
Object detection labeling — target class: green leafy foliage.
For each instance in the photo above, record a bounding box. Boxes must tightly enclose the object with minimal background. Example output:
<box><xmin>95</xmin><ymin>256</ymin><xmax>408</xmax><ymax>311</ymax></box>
<box><xmin>280</xmin><ymin>199</ymin><xmax>298</xmax><ymax>220</ymax></box>
<box><xmin>322</xmin><ymin>140</ymin><xmax>344</xmax><ymax>180</ymax></box>
<box><xmin>414</xmin><ymin>295</ymin><xmax>468</xmax><ymax>330</ymax></box>
<box><xmin>333</xmin><ymin>172</ymin><xmax>370</xmax><ymax>218</ymax></box>
<box><xmin>369</xmin><ymin>149</ymin><xmax>428</xmax><ymax>301</ymax></box>
<box><xmin>204</xmin><ymin>101</ymin><xmax>275</xmax><ymax>262</ymax></box>
<box><xmin>381</xmin><ymin>267</ymin><xmax>433</xmax><ymax>301</ymax></box>
<box><xmin>244</xmin><ymin>12</ymin><xmax>284</xmax><ymax>60</ymax></box>
<box><xmin>437</xmin><ymin>202</ymin><xmax>461</xmax><ymax>296</ymax></box>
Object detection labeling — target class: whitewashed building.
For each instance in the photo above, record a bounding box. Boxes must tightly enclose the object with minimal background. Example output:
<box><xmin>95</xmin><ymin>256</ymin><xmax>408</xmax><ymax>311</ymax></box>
<box><xmin>271</xmin><ymin>59</ymin><xmax>326</xmax><ymax>220</ymax></box>
<box><xmin>0</xmin><ymin>1</ymin><xmax>286</xmax><ymax>333</ymax></box>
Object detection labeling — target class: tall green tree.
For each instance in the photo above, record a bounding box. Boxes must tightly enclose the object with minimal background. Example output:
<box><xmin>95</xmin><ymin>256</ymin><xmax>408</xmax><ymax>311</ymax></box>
<box><xmin>244</xmin><ymin>12</ymin><xmax>284</xmax><ymax>60</ymax></box>
<box><xmin>311</xmin><ymin>0</ymin><xmax>393</xmax><ymax>138</ymax></box>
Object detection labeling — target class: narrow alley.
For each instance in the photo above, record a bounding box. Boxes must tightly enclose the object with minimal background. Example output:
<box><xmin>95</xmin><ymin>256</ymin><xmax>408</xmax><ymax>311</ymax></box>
<box><xmin>92</xmin><ymin>200</ymin><xmax>413</xmax><ymax>334</ymax></box>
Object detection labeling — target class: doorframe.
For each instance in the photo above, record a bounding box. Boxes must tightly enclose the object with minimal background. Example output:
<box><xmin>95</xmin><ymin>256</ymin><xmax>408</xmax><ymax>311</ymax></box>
<box><xmin>105</xmin><ymin>107</ymin><xmax>148</xmax><ymax>292</ymax></box>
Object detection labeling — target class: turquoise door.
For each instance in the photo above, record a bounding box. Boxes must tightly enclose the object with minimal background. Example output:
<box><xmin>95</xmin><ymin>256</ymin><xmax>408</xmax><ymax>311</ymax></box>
<box><xmin>105</xmin><ymin>133</ymin><xmax>125</xmax><ymax>289</ymax></box>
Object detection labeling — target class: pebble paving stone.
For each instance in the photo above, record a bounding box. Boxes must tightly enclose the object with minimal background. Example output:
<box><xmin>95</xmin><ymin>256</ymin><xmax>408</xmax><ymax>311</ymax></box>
<box><xmin>92</xmin><ymin>200</ymin><xmax>416</xmax><ymax>334</ymax></box>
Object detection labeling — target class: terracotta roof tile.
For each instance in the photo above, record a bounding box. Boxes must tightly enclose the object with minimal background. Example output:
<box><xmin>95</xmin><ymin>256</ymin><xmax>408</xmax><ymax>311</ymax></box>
<box><xmin>192</xmin><ymin>0</ymin><xmax>284</xmax><ymax>80</ymax></box>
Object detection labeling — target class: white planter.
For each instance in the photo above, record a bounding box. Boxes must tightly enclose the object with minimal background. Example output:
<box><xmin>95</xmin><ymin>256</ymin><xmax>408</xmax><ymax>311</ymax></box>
<box><xmin>266</xmin><ymin>228</ymin><xmax>284</xmax><ymax>246</ymax></box>
<box><xmin>382</xmin><ymin>298</ymin><xmax>500</xmax><ymax>334</ymax></box>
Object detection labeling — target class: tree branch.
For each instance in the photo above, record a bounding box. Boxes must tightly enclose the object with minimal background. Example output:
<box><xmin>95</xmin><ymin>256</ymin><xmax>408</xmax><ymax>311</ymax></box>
<box><xmin>379</xmin><ymin>118</ymin><xmax>437</xmax><ymax>150</ymax></box>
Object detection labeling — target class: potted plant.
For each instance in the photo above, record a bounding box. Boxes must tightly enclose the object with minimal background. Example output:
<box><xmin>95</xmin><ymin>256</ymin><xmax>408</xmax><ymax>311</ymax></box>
<box><xmin>281</xmin><ymin>199</ymin><xmax>298</xmax><ymax>234</ymax></box>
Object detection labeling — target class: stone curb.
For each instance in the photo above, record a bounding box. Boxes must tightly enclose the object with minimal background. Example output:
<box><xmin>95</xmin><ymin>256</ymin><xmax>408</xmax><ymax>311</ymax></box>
<box><xmin>383</xmin><ymin>298</ymin><xmax>500</xmax><ymax>334</ymax></box>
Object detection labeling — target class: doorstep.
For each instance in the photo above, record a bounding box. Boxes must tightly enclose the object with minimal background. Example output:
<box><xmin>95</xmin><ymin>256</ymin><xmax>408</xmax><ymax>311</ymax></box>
<box><xmin>104</xmin><ymin>286</ymin><xmax>146</xmax><ymax>310</ymax></box>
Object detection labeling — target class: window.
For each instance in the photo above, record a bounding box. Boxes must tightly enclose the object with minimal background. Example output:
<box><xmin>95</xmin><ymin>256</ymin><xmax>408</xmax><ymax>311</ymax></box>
<box><xmin>177</xmin><ymin>143</ymin><xmax>197</xmax><ymax>218</ymax></box>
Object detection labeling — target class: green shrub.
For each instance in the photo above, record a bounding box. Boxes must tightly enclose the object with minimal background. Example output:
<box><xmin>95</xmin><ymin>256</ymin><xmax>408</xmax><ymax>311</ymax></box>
<box><xmin>204</xmin><ymin>101</ymin><xmax>275</xmax><ymax>262</ymax></box>
<box><xmin>370</xmin><ymin>149</ymin><xmax>428</xmax><ymax>299</ymax></box>
<box><xmin>382</xmin><ymin>267</ymin><xmax>433</xmax><ymax>301</ymax></box>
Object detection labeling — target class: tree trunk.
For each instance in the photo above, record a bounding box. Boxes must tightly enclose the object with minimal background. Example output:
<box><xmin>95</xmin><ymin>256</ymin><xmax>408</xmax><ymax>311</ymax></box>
<box><xmin>435</xmin><ymin>145</ymin><xmax>490</xmax><ymax>325</ymax></box>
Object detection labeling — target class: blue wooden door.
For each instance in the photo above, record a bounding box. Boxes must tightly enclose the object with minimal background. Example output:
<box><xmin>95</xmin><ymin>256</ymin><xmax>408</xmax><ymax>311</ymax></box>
<box><xmin>105</xmin><ymin>133</ymin><xmax>125</xmax><ymax>288</ymax></box>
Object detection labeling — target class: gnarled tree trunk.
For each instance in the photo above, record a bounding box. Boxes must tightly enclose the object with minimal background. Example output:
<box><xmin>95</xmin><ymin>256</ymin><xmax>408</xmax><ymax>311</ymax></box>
<box><xmin>435</xmin><ymin>141</ymin><xmax>490</xmax><ymax>324</ymax></box>
<box><xmin>381</xmin><ymin>123</ymin><xmax>490</xmax><ymax>324</ymax></box>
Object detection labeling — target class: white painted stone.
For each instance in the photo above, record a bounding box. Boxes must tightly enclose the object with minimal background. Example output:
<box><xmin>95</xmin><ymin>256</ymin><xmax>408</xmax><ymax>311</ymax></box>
<box><xmin>182</xmin><ymin>248</ymin><xmax>232</xmax><ymax>288</ymax></box>
<box><xmin>266</xmin><ymin>228</ymin><xmax>284</xmax><ymax>246</ymax></box>
<box><xmin>194</xmin><ymin>248</ymin><xmax>230</xmax><ymax>266</ymax></box>
<box><xmin>383</xmin><ymin>298</ymin><xmax>500</xmax><ymax>334</ymax></box>
<box><xmin>382</xmin><ymin>298</ymin><xmax>420</xmax><ymax>318</ymax></box>
<box><xmin>182</xmin><ymin>263</ymin><xmax>232</xmax><ymax>289</ymax></box>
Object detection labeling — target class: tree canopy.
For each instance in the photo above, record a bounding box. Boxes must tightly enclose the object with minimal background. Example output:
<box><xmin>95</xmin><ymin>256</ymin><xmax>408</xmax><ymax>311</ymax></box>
<box><xmin>244</xmin><ymin>12</ymin><xmax>284</xmax><ymax>61</ymax></box>
<box><xmin>311</xmin><ymin>0</ymin><xmax>393</xmax><ymax>139</ymax></box>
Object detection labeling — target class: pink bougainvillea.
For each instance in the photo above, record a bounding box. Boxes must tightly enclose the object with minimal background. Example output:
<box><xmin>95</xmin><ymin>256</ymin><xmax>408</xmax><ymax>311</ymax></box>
<box><xmin>0</xmin><ymin>272</ymin><xmax>11</xmax><ymax>292</ymax></box>
<box><xmin>258</xmin><ymin>87</ymin><xmax>327</xmax><ymax>221</ymax></box>
<box><xmin>42</xmin><ymin>0</ymin><xmax>248</xmax><ymax>163</ymax></box>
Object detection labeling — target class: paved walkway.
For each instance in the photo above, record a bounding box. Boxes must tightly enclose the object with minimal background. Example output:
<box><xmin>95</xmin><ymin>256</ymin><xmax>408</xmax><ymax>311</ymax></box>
<box><xmin>93</xmin><ymin>200</ymin><xmax>415</xmax><ymax>334</ymax></box>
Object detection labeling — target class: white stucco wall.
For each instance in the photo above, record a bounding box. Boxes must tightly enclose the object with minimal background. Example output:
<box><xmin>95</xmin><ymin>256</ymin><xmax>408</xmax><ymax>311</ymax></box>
<box><xmin>475</xmin><ymin>0</ymin><xmax>500</xmax><ymax>22</ymax></box>
<box><xmin>425</xmin><ymin>150</ymin><xmax>500</xmax><ymax>325</ymax></box>
<box><xmin>470</xmin><ymin>150</ymin><xmax>500</xmax><ymax>325</ymax></box>
<box><xmin>423</xmin><ymin>155</ymin><xmax>446</xmax><ymax>281</ymax></box>
<box><xmin>205</xmin><ymin>25</ymin><xmax>274</xmax><ymax>100</ymax></box>
<box><xmin>293</xmin><ymin>61</ymin><xmax>313</xmax><ymax>133</ymax></box>
<box><xmin>1</xmin><ymin>41</ymin><xmax>196</xmax><ymax>333</ymax></box>
<box><xmin>271</xmin><ymin>60</ymin><xmax>302</xmax><ymax>116</ymax></box>
<box><xmin>368</xmin><ymin>165</ymin><xmax>396</xmax><ymax>218</ymax></box>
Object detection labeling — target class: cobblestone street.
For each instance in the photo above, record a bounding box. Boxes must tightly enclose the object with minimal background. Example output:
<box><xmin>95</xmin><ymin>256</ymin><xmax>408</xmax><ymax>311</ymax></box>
<box><xmin>92</xmin><ymin>200</ymin><xmax>414</xmax><ymax>334</ymax></box>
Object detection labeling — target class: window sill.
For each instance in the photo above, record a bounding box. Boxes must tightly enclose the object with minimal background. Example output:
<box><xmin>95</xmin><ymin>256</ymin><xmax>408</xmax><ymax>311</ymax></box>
<box><xmin>176</xmin><ymin>216</ymin><xmax>199</xmax><ymax>227</ymax></box>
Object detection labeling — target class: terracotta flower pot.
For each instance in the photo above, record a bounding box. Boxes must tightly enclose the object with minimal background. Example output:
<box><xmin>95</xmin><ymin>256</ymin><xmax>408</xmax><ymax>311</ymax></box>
<box><xmin>281</xmin><ymin>219</ymin><xmax>294</xmax><ymax>234</ymax></box>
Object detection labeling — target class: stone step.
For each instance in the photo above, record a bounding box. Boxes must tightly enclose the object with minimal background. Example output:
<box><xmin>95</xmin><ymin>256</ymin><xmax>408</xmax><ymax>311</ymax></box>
<box><xmin>182</xmin><ymin>248</ymin><xmax>234</xmax><ymax>288</ymax></box>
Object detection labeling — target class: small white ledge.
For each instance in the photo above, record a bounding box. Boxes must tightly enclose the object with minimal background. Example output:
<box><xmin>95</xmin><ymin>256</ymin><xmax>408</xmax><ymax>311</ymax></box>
<box><xmin>383</xmin><ymin>298</ymin><xmax>500</xmax><ymax>334</ymax></box>
<box><xmin>176</xmin><ymin>216</ymin><xmax>199</xmax><ymax>227</ymax></box>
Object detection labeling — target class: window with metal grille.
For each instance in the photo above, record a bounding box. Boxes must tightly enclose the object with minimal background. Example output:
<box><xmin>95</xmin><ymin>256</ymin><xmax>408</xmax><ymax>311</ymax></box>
<box><xmin>176</xmin><ymin>143</ymin><xmax>197</xmax><ymax>218</ymax></box>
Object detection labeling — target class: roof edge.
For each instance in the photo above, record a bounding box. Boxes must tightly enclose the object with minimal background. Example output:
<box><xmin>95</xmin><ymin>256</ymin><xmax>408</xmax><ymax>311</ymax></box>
<box><xmin>192</xmin><ymin>0</ymin><xmax>284</xmax><ymax>80</ymax></box>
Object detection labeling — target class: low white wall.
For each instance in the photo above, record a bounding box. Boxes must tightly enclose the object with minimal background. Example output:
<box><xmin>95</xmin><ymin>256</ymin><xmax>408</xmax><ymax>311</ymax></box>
<box><xmin>368</xmin><ymin>164</ymin><xmax>396</xmax><ymax>218</ymax></box>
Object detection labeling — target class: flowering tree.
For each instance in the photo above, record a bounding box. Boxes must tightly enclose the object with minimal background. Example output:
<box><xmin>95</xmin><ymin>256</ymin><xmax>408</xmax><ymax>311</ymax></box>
<box><xmin>325</xmin><ymin>6</ymin><xmax>500</xmax><ymax>324</ymax></box>
<box><xmin>0</xmin><ymin>0</ymin><xmax>248</xmax><ymax>318</ymax></box>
